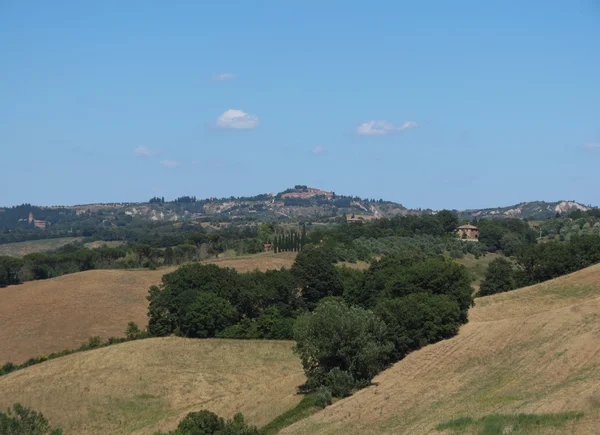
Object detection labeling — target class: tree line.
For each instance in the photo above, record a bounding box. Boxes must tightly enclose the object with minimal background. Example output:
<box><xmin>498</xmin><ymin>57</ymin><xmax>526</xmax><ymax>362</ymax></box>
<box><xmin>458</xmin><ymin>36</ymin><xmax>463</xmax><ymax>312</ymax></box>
<box><xmin>480</xmin><ymin>235</ymin><xmax>600</xmax><ymax>296</ymax></box>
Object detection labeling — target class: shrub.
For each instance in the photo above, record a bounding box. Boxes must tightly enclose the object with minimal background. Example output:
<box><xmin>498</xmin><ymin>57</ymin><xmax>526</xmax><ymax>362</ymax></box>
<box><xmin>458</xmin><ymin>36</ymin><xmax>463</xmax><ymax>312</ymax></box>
<box><xmin>125</xmin><ymin>322</ymin><xmax>141</xmax><ymax>340</ymax></box>
<box><xmin>176</xmin><ymin>410</ymin><xmax>223</xmax><ymax>434</ymax></box>
<box><xmin>87</xmin><ymin>336</ymin><xmax>102</xmax><ymax>349</ymax></box>
<box><xmin>315</xmin><ymin>387</ymin><xmax>333</xmax><ymax>408</ymax></box>
<box><xmin>0</xmin><ymin>362</ymin><xmax>16</xmax><ymax>376</ymax></box>
<box><xmin>326</xmin><ymin>368</ymin><xmax>354</xmax><ymax>398</ymax></box>
<box><xmin>156</xmin><ymin>409</ymin><xmax>260</xmax><ymax>435</ymax></box>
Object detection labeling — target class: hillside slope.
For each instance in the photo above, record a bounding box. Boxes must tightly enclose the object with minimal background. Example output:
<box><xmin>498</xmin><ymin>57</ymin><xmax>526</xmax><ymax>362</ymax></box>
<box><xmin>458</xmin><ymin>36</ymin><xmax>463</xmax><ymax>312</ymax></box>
<box><xmin>0</xmin><ymin>338</ymin><xmax>305</xmax><ymax>434</ymax></box>
<box><xmin>0</xmin><ymin>253</ymin><xmax>296</xmax><ymax>364</ymax></box>
<box><xmin>283</xmin><ymin>264</ymin><xmax>600</xmax><ymax>434</ymax></box>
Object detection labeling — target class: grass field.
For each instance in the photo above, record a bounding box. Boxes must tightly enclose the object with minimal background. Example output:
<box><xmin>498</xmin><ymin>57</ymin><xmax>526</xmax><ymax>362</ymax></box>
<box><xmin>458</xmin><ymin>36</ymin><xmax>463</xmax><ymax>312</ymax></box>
<box><xmin>456</xmin><ymin>253</ymin><xmax>501</xmax><ymax>291</ymax></box>
<box><xmin>282</xmin><ymin>263</ymin><xmax>600</xmax><ymax>434</ymax></box>
<box><xmin>84</xmin><ymin>240</ymin><xmax>125</xmax><ymax>249</ymax></box>
<box><xmin>0</xmin><ymin>237</ymin><xmax>83</xmax><ymax>257</ymax></box>
<box><xmin>0</xmin><ymin>338</ymin><xmax>305</xmax><ymax>434</ymax></box>
<box><xmin>0</xmin><ymin>252</ymin><xmax>296</xmax><ymax>364</ymax></box>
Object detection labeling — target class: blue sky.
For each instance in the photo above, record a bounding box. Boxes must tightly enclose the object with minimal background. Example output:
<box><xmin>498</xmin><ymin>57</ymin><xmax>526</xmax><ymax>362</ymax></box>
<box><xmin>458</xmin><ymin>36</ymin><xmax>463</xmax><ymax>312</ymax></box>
<box><xmin>1</xmin><ymin>1</ymin><xmax>599</xmax><ymax>210</ymax></box>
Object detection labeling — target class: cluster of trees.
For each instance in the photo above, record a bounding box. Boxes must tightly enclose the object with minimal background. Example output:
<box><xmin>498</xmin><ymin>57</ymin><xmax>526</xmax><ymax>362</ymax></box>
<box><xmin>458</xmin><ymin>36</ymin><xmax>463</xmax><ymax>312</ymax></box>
<box><xmin>272</xmin><ymin>226</ymin><xmax>307</xmax><ymax>253</ymax></box>
<box><xmin>480</xmin><ymin>235</ymin><xmax>600</xmax><ymax>296</ymax></box>
<box><xmin>0</xmin><ymin>231</ymin><xmax>237</xmax><ymax>287</ymax></box>
<box><xmin>147</xmin><ymin>242</ymin><xmax>474</xmax><ymax>396</ymax></box>
<box><xmin>0</xmin><ymin>404</ymin><xmax>63</xmax><ymax>435</ymax></box>
<box><xmin>354</xmin><ymin>234</ymin><xmax>487</xmax><ymax>260</ymax></box>
<box><xmin>475</xmin><ymin>218</ymin><xmax>537</xmax><ymax>255</ymax></box>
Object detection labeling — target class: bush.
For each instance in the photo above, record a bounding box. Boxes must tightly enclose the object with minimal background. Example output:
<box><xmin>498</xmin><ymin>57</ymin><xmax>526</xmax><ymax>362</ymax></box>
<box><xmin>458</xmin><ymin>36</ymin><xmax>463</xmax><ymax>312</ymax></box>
<box><xmin>156</xmin><ymin>409</ymin><xmax>260</xmax><ymax>435</ymax></box>
<box><xmin>326</xmin><ymin>368</ymin><xmax>354</xmax><ymax>397</ymax></box>
<box><xmin>125</xmin><ymin>322</ymin><xmax>142</xmax><ymax>340</ymax></box>
<box><xmin>176</xmin><ymin>410</ymin><xmax>223</xmax><ymax>434</ymax></box>
<box><xmin>293</xmin><ymin>300</ymin><xmax>393</xmax><ymax>389</ymax></box>
<box><xmin>87</xmin><ymin>336</ymin><xmax>102</xmax><ymax>349</ymax></box>
<box><xmin>315</xmin><ymin>387</ymin><xmax>333</xmax><ymax>408</ymax></box>
<box><xmin>0</xmin><ymin>403</ymin><xmax>63</xmax><ymax>435</ymax></box>
<box><xmin>0</xmin><ymin>362</ymin><xmax>16</xmax><ymax>376</ymax></box>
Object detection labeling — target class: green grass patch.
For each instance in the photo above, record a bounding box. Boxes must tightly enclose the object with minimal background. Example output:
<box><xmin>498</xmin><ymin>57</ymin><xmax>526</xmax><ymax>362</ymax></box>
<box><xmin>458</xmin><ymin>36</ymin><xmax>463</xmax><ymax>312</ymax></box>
<box><xmin>436</xmin><ymin>412</ymin><xmax>584</xmax><ymax>434</ymax></box>
<box><xmin>261</xmin><ymin>393</ymin><xmax>320</xmax><ymax>435</ymax></box>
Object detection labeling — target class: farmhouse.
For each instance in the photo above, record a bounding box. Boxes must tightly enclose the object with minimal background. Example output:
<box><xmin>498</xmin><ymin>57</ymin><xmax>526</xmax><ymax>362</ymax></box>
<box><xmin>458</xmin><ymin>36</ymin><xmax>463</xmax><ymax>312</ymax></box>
<box><xmin>456</xmin><ymin>224</ymin><xmax>479</xmax><ymax>240</ymax></box>
<box><xmin>28</xmin><ymin>212</ymin><xmax>51</xmax><ymax>230</ymax></box>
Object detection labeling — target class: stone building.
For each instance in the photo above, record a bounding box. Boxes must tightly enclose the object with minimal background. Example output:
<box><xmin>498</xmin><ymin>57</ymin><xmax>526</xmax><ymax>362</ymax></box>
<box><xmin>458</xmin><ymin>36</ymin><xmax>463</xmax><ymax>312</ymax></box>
<box><xmin>456</xmin><ymin>224</ymin><xmax>479</xmax><ymax>240</ymax></box>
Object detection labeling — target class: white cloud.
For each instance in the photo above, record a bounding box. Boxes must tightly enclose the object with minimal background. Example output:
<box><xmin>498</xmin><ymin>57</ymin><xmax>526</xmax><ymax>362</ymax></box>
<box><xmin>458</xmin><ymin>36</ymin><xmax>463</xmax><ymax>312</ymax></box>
<box><xmin>133</xmin><ymin>146</ymin><xmax>159</xmax><ymax>157</ymax></box>
<box><xmin>216</xmin><ymin>109</ymin><xmax>260</xmax><ymax>129</ymax></box>
<box><xmin>583</xmin><ymin>142</ymin><xmax>600</xmax><ymax>150</ymax></box>
<box><xmin>312</xmin><ymin>146</ymin><xmax>325</xmax><ymax>154</ymax></box>
<box><xmin>356</xmin><ymin>120</ymin><xmax>418</xmax><ymax>136</ymax></box>
<box><xmin>213</xmin><ymin>72</ymin><xmax>236</xmax><ymax>81</ymax></box>
<box><xmin>160</xmin><ymin>160</ymin><xmax>180</xmax><ymax>168</ymax></box>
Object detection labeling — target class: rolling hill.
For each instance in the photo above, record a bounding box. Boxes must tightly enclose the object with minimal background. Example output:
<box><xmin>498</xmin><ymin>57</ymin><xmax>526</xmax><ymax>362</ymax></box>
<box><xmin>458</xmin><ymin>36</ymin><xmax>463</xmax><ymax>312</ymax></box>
<box><xmin>0</xmin><ymin>252</ymin><xmax>296</xmax><ymax>364</ymax></box>
<box><xmin>458</xmin><ymin>200</ymin><xmax>590</xmax><ymax>221</ymax></box>
<box><xmin>0</xmin><ymin>338</ymin><xmax>305</xmax><ymax>434</ymax></box>
<box><xmin>283</xmin><ymin>264</ymin><xmax>600</xmax><ymax>434</ymax></box>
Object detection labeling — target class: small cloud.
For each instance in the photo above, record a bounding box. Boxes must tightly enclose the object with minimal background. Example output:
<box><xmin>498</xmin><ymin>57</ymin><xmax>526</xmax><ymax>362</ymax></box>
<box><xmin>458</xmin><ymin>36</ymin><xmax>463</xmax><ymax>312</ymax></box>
<box><xmin>160</xmin><ymin>160</ymin><xmax>180</xmax><ymax>168</ymax></box>
<box><xmin>133</xmin><ymin>146</ymin><xmax>159</xmax><ymax>157</ymax></box>
<box><xmin>356</xmin><ymin>120</ymin><xmax>417</xmax><ymax>136</ymax></box>
<box><xmin>312</xmin><ymin>146</ymin><xmax>325</xmax><ymax>154</ymax></box>
<box><xmin>213</xmin><ymin>72</ymin><xmax>236</xmax><ymax>81</ymax></box>
<box><xmin>583</xmin><ymin>142</ymin><xmax>600</xmax><ymax>150</ymax></box>
<box><xmin>216</xmin><ymin>109</ymin><xmax>260</xmax><ymax>129</ymax></box>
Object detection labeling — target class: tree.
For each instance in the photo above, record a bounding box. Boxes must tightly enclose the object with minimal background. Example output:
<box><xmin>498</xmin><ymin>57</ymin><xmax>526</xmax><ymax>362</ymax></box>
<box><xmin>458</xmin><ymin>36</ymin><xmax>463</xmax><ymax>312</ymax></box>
<box><xmin>479</xmin><ymin>257</ymin><xmax>516</xmax><ymax>296</ymax></box>
<box><xmin>125</xmin><ymin>322</ymin><xmax>141</xmax><ymax>340</ymax></box>
<box><xmin>156</xmin><ymin>410</ymin><xmax>260</xmax><ymax>435</ymax></box>
<box><xmin>375</xmin><ymin>293</ymin><xmax>462</xmax><ymax>360</ymax></box>
<box><xmin>0</xmin><ymin>403</ymin><xmax>63</xmax><ymax>435</ymax></box>
<box><xmin>178</xmin><ymin>292</ymin><xmax>239</xmax><ymax>338</ymax></box>
<box><xmin>291</xmin><ymin>247</ymin><xmax>344</xmax><ymax>307</ymax></box>
<box><xmin>384</xmin><ymin>258</ymin><xmax>473</xmax><ymax>322</ymax></box>
<box><xmin>293</xmin><ymin>299</ymin><xmax>393</xmax><ymax>389</ymax></box>
<box><xmin>435</xmin><ymin>210</ymin><xmax>459</xmax><ymax>233</ymax></box>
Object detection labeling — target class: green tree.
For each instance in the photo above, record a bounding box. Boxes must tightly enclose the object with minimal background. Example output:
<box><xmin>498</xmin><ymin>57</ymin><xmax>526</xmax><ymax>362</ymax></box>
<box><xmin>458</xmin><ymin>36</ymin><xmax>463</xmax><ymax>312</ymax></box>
<box><xmin>291</xmin><ymin>247</ymin><xmax>344</xmax><ymax>307</ymax></box>
<box><xmin>0</xmin><ymin>403</ymin><xmax>63</xmax><ymax>435</ymax></box>
<box><xmin>479</xmin><ymin>257</ymin><xmax>516</xmax><ymax>296</ymax></box>
<box><xmin>125</xmin><ymin>322</ymin><xmax>141</xmax><ymax>340</ymax></box>
<box><xmin>178</xmin><ymin>292</ymin><xmax>239</xmax><ymax>338</ymax></box>
<box><xmin>375</xmin><ymin>293</ymin><xmax>462</xmax><ymax>360</ymax></box>
<box><xmin>293</xmin><ymin>299</ymin><xmax>393</xmax><ymax>389</ymax></box>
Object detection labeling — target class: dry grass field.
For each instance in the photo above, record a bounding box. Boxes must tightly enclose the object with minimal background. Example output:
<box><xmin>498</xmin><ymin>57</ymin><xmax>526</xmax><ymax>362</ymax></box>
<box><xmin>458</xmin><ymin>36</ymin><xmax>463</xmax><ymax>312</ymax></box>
<box><xmin>0</xmin><ymin>237</ymin><xmax>83</xmax><ymax>257</ymax></box>
<box><xmin>0</xmin><ymin>338</ymin><xmax>304</xmax><ymax>434</ymax></box>
<box><xmin>283</xmin><ymin>264</ymin><xmax>600</xmax><ymax>434</ymax></box>
<box><xmin>0</xmin><ymin>252</ymin><xmax>296</xmax><ymax>364</ymax></box>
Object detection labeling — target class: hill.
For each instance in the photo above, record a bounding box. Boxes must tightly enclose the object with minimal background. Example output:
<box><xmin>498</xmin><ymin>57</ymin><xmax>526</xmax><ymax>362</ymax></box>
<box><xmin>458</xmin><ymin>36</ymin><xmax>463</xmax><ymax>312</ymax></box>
<box><xmin>282</xmin><ymin>264</ymin><xmax>600</xmax><ymax>434</ymax></box>
<box><xmin>458</xmin><ymin>200</ymin><xmax>590</xmax><ymax>221</ymax></box>
<box><xmin>0</xmin><ymin>338</ymin><xmax>305</xmax><ymax>434</ymax></box>
<box><xmin>0</xmin><ymin>252</ymin><xmax>296</xmax><ymax>364</ymax></box>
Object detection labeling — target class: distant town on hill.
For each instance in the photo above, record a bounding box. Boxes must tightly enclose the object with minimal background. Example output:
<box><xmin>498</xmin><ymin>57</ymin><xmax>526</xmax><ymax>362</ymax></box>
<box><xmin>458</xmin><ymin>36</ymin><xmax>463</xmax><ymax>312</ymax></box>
<box><xmin>0</xmin><ymin>186</ymin><xmax>595</xmax><ymax>234</ymax></box>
